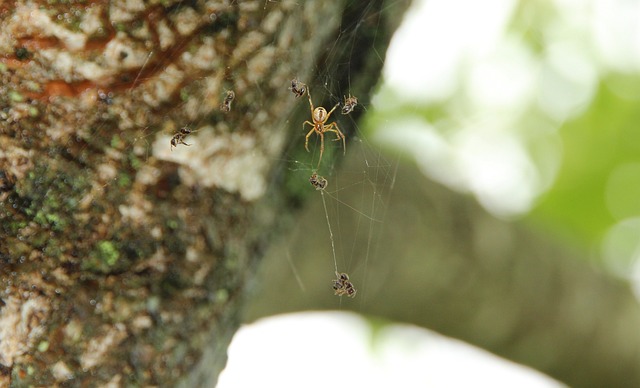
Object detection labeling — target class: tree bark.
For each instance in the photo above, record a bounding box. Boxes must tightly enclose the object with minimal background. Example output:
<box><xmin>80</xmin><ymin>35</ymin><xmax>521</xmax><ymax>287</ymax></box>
<box><xmin>0</xmin><ymin>0</ymin><xmax>408</xmax><ymax>386</ymax></box>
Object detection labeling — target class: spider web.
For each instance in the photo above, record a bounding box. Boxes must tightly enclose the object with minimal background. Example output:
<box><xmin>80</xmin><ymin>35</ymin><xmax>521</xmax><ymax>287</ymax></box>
<box><xmin>261</xmin><ymin>0</ymin><xmax>399</xmax><ymax>307</ymax></box>
<box><xmin>219</xmin><ymin>1</ymin><xmax>404</xmax><ymax>386</ymax></box>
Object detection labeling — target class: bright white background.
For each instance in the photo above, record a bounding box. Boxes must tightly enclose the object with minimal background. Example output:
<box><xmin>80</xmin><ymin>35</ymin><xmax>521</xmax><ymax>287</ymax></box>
<box><xmin>217</xmin><ymin>312</ymin><xmax>561</xmax><ymax>388</ymax></box>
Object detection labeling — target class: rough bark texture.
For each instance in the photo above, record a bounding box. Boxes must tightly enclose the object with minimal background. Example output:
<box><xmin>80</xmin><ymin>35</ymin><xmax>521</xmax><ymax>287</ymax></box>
<box><xmin>247</xmin><ymin>142</ymin><xmax>640</xmax><ymax>388</ymax></box>
<box><xmin>0</xmin><ymin>0</ymin><xmax>407</xmax><ymax>386</ymax></box>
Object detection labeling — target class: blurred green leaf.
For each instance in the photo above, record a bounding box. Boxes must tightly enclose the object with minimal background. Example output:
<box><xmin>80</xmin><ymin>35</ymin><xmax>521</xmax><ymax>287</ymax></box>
<box><xmin>531</xmin><ymin>78</ymin><xmax>640</xmax><ymax>247</ymax></box>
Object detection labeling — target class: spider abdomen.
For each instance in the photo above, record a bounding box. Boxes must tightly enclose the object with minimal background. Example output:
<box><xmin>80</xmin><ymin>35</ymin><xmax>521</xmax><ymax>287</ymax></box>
<box><xmin>313</xmin><ymin>107</ymin><xmax>328</xmax><ymax>123</ymax></box>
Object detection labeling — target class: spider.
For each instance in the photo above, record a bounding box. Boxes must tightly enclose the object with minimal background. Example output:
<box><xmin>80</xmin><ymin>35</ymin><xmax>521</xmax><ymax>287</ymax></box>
<box><xmin>332</xmin><ymin>272</ymin><xmax>357</xmax><ymax>298</ymax></box>
<box><xmin>170</xmin><ymin>126</ymin><xmax>192</xmax><ymax>150</ymax></box>
<box><xmin>303</xmin><ymin>92</ymin><xmax>345</xmax><ymax>166</ymax></box>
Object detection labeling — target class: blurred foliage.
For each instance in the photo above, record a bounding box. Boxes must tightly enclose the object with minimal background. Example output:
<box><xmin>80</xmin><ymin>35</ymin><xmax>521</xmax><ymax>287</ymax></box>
<box><xmin>365</xmin><ymin>0</ymin><xmax>640</xmax><ymax>271</ymax></box>
<box><xmin>531</xmin><ymin>78</ymin><xmax>640</xmax><ymax>248</ymax></box>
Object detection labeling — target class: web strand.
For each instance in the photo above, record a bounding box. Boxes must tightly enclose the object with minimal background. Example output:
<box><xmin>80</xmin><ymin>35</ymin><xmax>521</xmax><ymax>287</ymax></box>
<box><xmin>320</xmin><ymin>190</ymin><xmax>339</xmax><ymax>274</ymax></box>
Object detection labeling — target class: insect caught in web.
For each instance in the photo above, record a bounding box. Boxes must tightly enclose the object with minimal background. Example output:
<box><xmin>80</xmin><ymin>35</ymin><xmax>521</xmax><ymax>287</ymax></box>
<box><xmin>303</xmin><ymin>89</ymin><xmax>346</xmax><ymax>167</ymax></box>
<box><xmin>170</xmin><ymin>126</ymin><xmax>193</xmax><ymax>150</ymax></box>
<box><xmin>309</xmin><ymin>172</ymin><xmax>328</xmax><ymax>191</ymax></box>
<box><xmin>220</xmin><ymin>90</ymin><xmax>235</xmax><ymax>112</ymax></box>
<box><xmin>332</xmin><ymin>272</ymin><xmax>357</xmax><ymax>298</ymax></box>
<box><xmin>341</xmin><ymin>94</ymin><xmax>358</xmax><ymax>115</ymax></box>
<box><xmin>289</xmin><ymin>78</ymin><xmax>307</xmax><ymax>98</ymax></box>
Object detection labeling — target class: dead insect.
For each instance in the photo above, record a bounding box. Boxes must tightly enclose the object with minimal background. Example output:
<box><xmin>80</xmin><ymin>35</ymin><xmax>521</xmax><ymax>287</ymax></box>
<box><xmin>220</xmin><ymin>90</ymin><xmax>235</xmax><ymax>112</ymax></box>
<box><xmin>332</xmin><ymin>272</ymin><xmax>357</xmax><ymax>298</ymax></box>
<box><xmin>309</xmin><ymin>172</ymin><xmax>328</xmax><ymax>191</ymax></box>
<box><xmin>170</xmin><ymin>126</ymin><xmax>193</xmax><ymax>150</ymax></box>
<box><xmin>341</xmin><ymin>94</ymin><xmax>358</xmax><ymax>115</ymax></box>
<box><xmin>289</xmin><ymin>78</ymin><xmax>307</xmax><ymax>98</ymax></box>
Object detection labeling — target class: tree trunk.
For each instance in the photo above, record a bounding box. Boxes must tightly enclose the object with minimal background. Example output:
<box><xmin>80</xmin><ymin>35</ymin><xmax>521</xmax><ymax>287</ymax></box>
<box><xmin>0</xmin><ymin>0</ymin><xmax>408</xmax><ymax>386</ymax></box>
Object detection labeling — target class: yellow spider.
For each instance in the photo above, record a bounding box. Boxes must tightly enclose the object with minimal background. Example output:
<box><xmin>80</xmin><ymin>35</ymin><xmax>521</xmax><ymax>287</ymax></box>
<box><xmin>303</xmin><ymin>91</ymin><xmax>345</xmax><ymax>166</ymax></box>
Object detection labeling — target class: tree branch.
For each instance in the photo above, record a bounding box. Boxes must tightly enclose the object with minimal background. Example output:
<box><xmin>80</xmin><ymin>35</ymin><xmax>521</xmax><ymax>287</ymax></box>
<box><xmin>247</xmin><ymin>142</ymin><xmax>640</xmax><ymax>388</ymax></box>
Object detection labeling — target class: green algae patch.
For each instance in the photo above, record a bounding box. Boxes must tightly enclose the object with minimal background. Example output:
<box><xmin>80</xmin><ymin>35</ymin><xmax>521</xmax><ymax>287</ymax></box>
<box><xmin>98</xmin><ymin>241</ymin><xmax>120</xmax><ymax>266</ymax></box>
<box><xmin>82</xmin><ymin>240</ymin><xmax>122</xmax><ymax>273</ymax></box>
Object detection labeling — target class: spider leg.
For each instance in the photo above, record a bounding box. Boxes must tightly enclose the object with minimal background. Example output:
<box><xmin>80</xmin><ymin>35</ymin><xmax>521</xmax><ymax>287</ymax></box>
<box><xmin>324</xmin><ymin>122</ymin><xmax>346</xmax><ymax>155</ymax></box>
<box><xmin>317</xmin><ymin>131</ymin><xmax>325</xmax><ymax>168</ymax></box>
<box><xmin>325</xmin><ymin>102</ymin><xmax>340</xmax><ymax>120</ymax></box>
<box><xmin>303</xmin><ymin>121</ymin><xmax>315</xmax><ymax>152</ymax></box>
<box><xmin>307</xmin><ymin>93</ymin><xmax>315</xmax><ymax>116</ymax></box>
